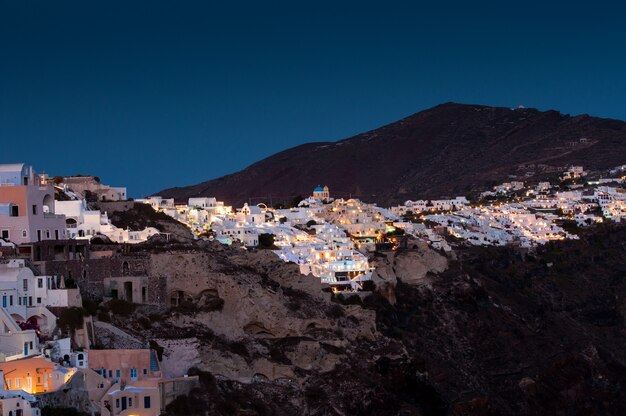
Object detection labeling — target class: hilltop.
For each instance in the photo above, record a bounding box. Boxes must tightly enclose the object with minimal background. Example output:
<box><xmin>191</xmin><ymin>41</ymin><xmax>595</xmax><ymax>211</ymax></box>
<box><xmin>158</xmin><ymin>103</ymin><xmax>626</xmax><ymax>206</ymax></box>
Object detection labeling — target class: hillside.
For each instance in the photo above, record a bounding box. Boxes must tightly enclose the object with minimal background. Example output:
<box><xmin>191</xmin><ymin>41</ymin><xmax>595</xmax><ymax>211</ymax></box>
<box><xmin>94</xmin><ymin>225</ymin><xmax>626</xmax><ymax>415</ymax></box>
<box><xmin>158</xmin><ymin>103</ymin><xmax>626</xmax><ymax>206</ymax></box>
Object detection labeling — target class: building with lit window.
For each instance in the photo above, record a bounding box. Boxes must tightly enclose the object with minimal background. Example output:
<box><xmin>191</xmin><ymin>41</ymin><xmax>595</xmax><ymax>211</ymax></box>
<box><xmin>0</xmin><ymin>164</ymin><xmax>67</xmax><ymax>245</ymax></box>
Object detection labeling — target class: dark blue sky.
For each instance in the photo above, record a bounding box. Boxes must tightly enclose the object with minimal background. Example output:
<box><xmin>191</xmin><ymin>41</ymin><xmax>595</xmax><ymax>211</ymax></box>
<box><xmin>2</xmin><ymin>1</ymin><xmax>626</xmax><ymax>197</ymax></box>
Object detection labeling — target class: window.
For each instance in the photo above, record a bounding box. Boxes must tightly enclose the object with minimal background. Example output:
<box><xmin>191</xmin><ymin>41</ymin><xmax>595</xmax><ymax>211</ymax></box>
<box><xmin>108</xmin><ymin>370</ymin><xmax>112</xmax><ymax>378</ymax></box>
<box><xmin>15</xmin><ymin>378</ymin><xmax>21</xmax><ymax>388</ymax></box>
<box><xmin>38</xmin><ymin>278</ymin><xmax>43</xmax><ymax>288</ymax></box>
<box><xmin>10</xmin><ymin>205</ymin><xmax>18</xmax><ymax>216</ymax></box>
<box><xmin>144</xmin><ymin>396</ymin><xmax>151</xmax><ymax>409</ymax></box>
<box><xmin>143</xmin><ymin>368</ymin><xmax>148</xmax><ymax>375</ymax></box>
<box><xmin>46</xmin><ymin>229</ymin><xmax>50</xmax><ymax>239</ymax></box>
<box><xmin>129</xmin><ymin>398</ymin><xmax>132</xmax><ymax>407</ymax></box>
<box><xmin>23</xmin><ymin>279</ymin><xmax>28</xmax><ymax>291</ymax></box>
<box><xmin>22</xmin><ymin>230</ymin><xmax>27</xmax><ymax>238</ymax></box>
<box><xmin>116</xmin><ymin>399</ymin><xmax>119</xmax><ymax>408</ymax></box>
<box><xmin>37</xmin><ymin>297</ymin><xmax>41</xmax><ymax>304</ymax></box>
<box><xmin>18</xmin><ymin>297</ymin><xmax>21</xmax><ymax>306</ymax></box>
<box><xmin>32</xmin><ymin>205</ymin><xmax>38</xmax><ymax>215</ymax></box>
<box><xmin>9</xmin><ymin>295</ymin><xmax>13</xmax><ymax>306</ymax></box>
<box><xmin>130</xmin><ymin>368</ymin><xmax>138</xmax><ymax>380</ymax></box>
<box><xmin>116</xmin><ymin>369</ymin><xmax>120</xmax><ymax>378</ymax></box>
<box><xmin>1</xmin><ymin>230</ymin><xmax>8</xmax><ymax>240</ymax></box>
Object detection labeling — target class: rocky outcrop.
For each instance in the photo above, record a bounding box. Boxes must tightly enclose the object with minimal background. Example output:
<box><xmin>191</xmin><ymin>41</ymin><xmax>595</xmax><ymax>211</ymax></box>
<box><xmin>96</xmin><ymin>224</ymin><xmax>626</xmax><ymax>415</ymax></box>
<box><xmin>97</xmin><ymin>242</ymin><xmax>382</xmax><ymax>385</ymax></box>
<box><xmin>371</xmin><ymin>242</ymin><xmax>449</xmax><ymax>304</ymax></box>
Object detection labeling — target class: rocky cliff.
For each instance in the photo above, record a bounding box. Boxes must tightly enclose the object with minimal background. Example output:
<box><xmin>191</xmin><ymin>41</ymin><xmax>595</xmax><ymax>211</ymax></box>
<box><xmin>92</xmin><ymin>224</ymin><xmax>626</xmax><ymax>415</ymax></box>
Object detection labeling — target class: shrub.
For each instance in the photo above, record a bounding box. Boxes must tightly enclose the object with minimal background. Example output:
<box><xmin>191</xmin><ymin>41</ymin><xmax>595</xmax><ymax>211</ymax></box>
<box><xmin>58</xmin><ymin>307</ymin><xmax>88</xmax><ymax>332</ymax></box>
<box><xmin>326</xmin><ymin>304</ymin><xmax>345</xmax><ymax>319</ymax></box>
<box><xmin>82</xmin><ymin>299</ymin><xmax>100</xmax><ymax>316</ymax></box>
<box><xmin>97</xmin><ymin>311</ymin><xmax>110</xmax><ymax>322</ymax></box>
<box><xmin>137</xmin><ymin>316</ymin><xmax>152</xmax><ymax>329</ymax></box>
<box><xmin>305</xmin><ymin>384</ymin><xmax>328</xmax><ymax>405</ymax></box>
<box><xmin>107</xmin><ymin>299</ymin><xmax>135</xmax><ymax>316</ymax></box>
<box><xmin>149</xmin><ymin>313</ymin><xmax>164</xmax><ymax>322</ymax></box>
<box><xmin>163</xmin><ymin>392</ymin><xmax>207</xmax><ymax>416</ymax></box>
<box><xmin>258</xmin><ymin>233</ymin><xmax>275</xmax><ymax>249</ymax></box>
<box><xmin>290</xmin><ymin>195</ymin><xmax>304</xmax><ymax>208</ymax></box>
<box><xmin>188</xmin><ymin>367</ymin><xmax>217</xmax><ymax>388</ymax></box>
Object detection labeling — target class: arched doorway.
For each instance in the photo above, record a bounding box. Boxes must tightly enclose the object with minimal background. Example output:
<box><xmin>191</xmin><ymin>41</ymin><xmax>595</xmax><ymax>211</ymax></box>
<box><xmin>43</xmin><ymin>194</ymin><xmax>54</xmax><ymax>214</ymax></box>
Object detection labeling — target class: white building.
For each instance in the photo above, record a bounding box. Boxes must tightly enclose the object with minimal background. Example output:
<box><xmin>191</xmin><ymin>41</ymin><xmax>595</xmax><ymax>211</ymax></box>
<box><xmin>312</xmin><ymin>185</ymin><xmax>330</xmax><ymax>201</ymax></box>
<box><xmin>0</xmin><ymin>164</ymin><xmax>68</xmax><ymax>245</ymax></box>
<box><xmin>0</xmin><ymin>306</ymin><xmax>39</xmax><ymax>362</ymax></box>
<box><xmin>0</xmin><ymin>259</ymin><xmax>82</xmax><ymax>336</ymax></box>
<box><xmin>237</xmin><ymin>203</ymin><xmax>265</xmax><ymax>224</ymax></box>
<box><xmin>0</xmin><ymin>387</ymin><xmax>40</xmax><ymax>416</ymax></box>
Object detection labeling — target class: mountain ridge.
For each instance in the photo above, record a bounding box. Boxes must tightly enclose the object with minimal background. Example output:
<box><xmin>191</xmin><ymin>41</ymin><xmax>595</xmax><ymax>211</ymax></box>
<box><xmin>158</xmin><ymin>102</ymin><xmax>626</xmax><ymax>206</ymax></box>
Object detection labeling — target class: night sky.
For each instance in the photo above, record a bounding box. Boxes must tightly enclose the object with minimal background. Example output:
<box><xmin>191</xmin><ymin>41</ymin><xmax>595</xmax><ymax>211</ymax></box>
<box><xmin>2</xmin><ymin>1</ymin><xmax>626</xmax><ymax>197</ymax></box>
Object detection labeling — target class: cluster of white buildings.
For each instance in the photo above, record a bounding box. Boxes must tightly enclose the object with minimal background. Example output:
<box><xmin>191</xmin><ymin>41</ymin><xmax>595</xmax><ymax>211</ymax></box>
<box><xmin>423</xmin><ymin>205</ymin><xmax>576</xmax><ymax>247</ymax></box>
<box><xmin>561</xmin><ymin>165</ymin><xmax>587</xmax><ymax>181</ymax></box>
<box><xmin>54</xmin><ymin>199</ymin><xmax>160</xmax><ymax>244</ymax></box>
<box><xmin>388</xmin><ymin>165</ymin><xmax>626</xmax><ymax>248</ymax></box>
<box><xmin>0</xmin><ymin>163</ymin><xmax>161</xmax><ymax>247</ymax></box>
<box><xmin>0</xmin><ymin>258</ymin><xmax>86</xmax><ymax>415</ymax></box>
<box><xmin>390</xmin><ymin>197</ymin><xmax>469</xmax><ymax>216</ymax></box>
<box><xmin>141</xmin><ymin>188</ymin><xmax>378</xmax><ymax>291</ymax></box>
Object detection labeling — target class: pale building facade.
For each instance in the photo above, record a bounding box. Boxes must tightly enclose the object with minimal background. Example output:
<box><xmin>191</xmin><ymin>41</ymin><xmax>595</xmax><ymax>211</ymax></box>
<box><xmin>0</xmin><ymin>164</ymin><xmax>67</xmax><ymax>245</ymax></box>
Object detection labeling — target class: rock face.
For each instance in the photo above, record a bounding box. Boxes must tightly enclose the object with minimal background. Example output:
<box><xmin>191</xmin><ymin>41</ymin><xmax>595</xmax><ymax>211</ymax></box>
<box><xmin>96</xmin><ymin>224</ymin><xmax>626</xmax><ymax>416</ymax></box>
<box><xmin>102</xmin><ymin>242</ymin><xmax>380</xmax><ymax>386</ymax></box>
<box><xmin>369</xmin><ymin>224</ymin><xmax>626</xmax><ymax>415</ymax></box>
<box><xmin>158</xmin><ymin>102</ymin><xmax>626</xmax><ymax>206</ymax></box>
<box><xmin>371</xmin><ymin>242</ymin><xmax>449</xmax><ymax>304</ymax></box>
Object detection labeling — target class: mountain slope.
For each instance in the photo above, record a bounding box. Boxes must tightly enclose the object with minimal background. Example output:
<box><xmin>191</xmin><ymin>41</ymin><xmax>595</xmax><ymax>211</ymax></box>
<box><xmin>159</xmin><ymin>103</ymin><xmax>626</xmax><ymax>206</ymax></box>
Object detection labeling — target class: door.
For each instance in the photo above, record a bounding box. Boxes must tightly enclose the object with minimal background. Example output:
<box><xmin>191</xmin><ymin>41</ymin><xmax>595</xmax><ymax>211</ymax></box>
<box><xmin>37</xmin><ymin>230</ymin><xmax>42</xmax><ymax>241</ymax></box>
<box><xmin>121</xmin><ymin>396</ymin><xmax>127</xmax><ymax>411</ymax></box>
